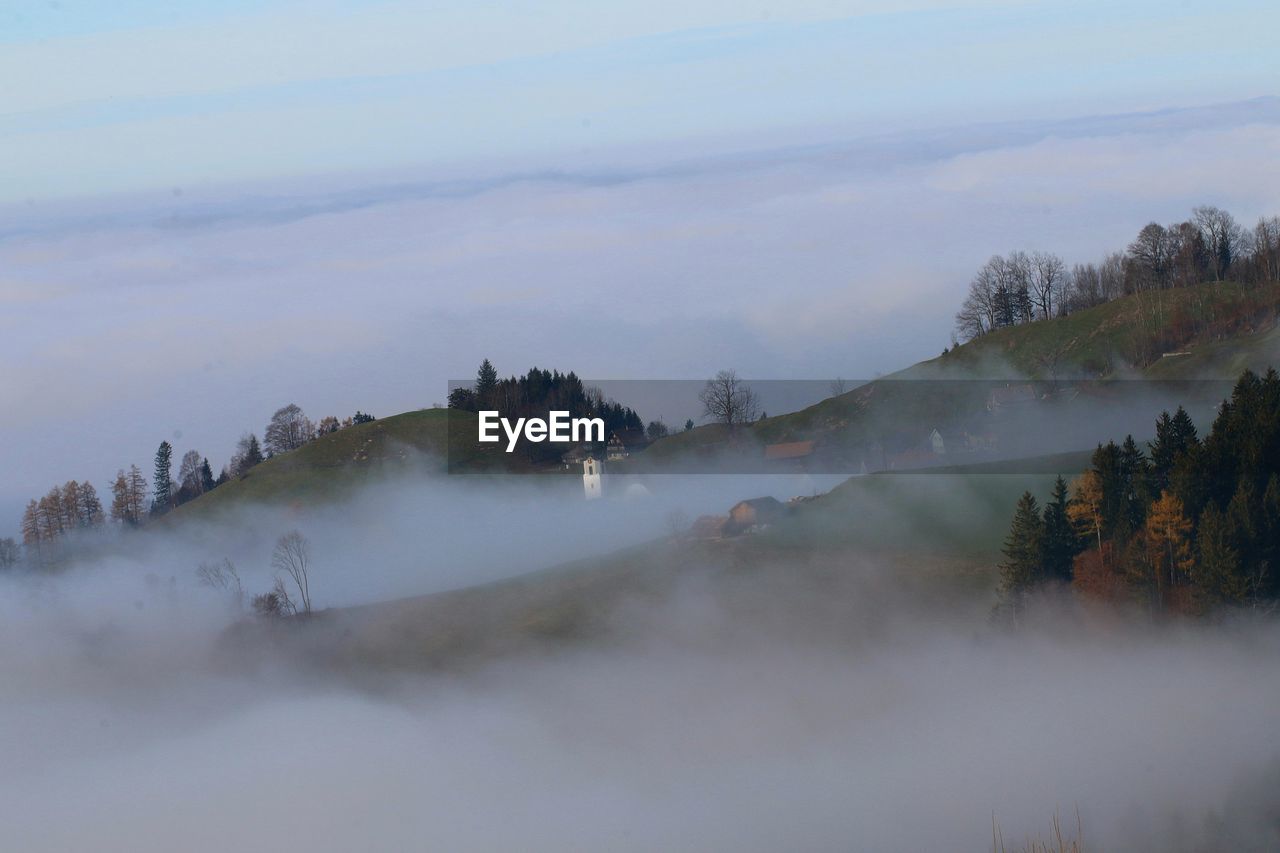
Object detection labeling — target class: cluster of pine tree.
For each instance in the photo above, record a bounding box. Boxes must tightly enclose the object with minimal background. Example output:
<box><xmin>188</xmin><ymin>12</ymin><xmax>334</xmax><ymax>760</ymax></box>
<box><xmin>999</xmin><ymin>368</ymin><xmax>1280</xmax><ymax>615</ymax></box>
<box><xmin>448</xmin><ymin>359</ymin><xmax>645</xmax><ymax>463</ymax></box>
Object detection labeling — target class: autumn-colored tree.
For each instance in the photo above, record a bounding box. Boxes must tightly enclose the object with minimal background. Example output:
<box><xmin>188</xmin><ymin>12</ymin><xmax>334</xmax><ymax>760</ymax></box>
<box><xmin>1067</xmin><ymin>471</ymin><xmax>1105</xmax><ymax>556</ymax></box>
<box><xmin>110</xmin><ymin>466</ymin><xmax>148</xmax><ymax>526</ymax></box>
<box><xmin>21</xmin><ymin>500</ymin><xmax>41</xmax><ymax>546</ymax></box>
<box><xmin>78</xmin><ymin>482</ymin><xmax>104</xmax><ymax>528</ymax></box>
<box><xmin>61</xmin><ymin>481</ymin><xmax>83</xmax><ymax>529</ymax></box>
<box><xmin>1144</xmin><ymin>491</ymin><xmax>1194</xmax><ymax>608</ymax></box>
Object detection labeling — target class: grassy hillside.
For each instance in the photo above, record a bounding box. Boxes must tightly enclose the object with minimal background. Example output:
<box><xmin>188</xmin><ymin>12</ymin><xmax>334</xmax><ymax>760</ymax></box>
<box><xmin>168</xmin><ymin>407</ymin><xmax>528</xmax><ymax>521</ymax></box>
<box><xmin>641</xmin><ymin>281</ymin><xmax>1280</xmax><ymax>462</ymax></box>
<box><xmin>930</xmin><ymin>280</ymin><xmax>1280</xmax><ymax>379</ymax></box>
<box><xmin>228</xmin><ymin>451</ymin><xmax>1091</xmax><ymax>676</ymax></box>
<box><xmin>177</xmin><ymin>282</ymin><xmax>1278</xmax><ymax>520</ymax></box>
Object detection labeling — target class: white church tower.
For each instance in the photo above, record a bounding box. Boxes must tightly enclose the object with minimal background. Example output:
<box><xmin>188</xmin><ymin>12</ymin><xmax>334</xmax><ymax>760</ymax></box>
<box><xmin>583</xmin><ymin>456</ymin><xmax>602</xmax><ymax>501</ymax></box>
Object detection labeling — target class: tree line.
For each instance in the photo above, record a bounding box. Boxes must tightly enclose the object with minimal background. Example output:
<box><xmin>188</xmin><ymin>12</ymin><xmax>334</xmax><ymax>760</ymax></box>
<box><xmin>449</xmin><ymin>360</ymin><xmax>646</xmax><ymax>462</ymax></box>
<box><xmin>956</xmin><ymin>205</ymin><xmax>1280</xmax><ymax>341</ymax></box>
<box><xmin>998</xmin><ymin>368</ymin><xmax>1280</xmax><ymax>616</ymax></box>
<box><xmin>7</xmin><ymin>403</ymin><xmax>377</xmax><ymax>570</ymax></box>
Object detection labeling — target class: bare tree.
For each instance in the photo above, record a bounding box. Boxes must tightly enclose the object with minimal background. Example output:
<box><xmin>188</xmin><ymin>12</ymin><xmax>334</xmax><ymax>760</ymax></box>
<box><xmin>264</xmin><ymin>404</ymin><xmax>315</xmax><ymax>456</ymax></box>
<box><xmin>828</xmin><ymin>377</ymin><xmax>848</xmax><ymax>397</ymax></box>
<box><xmin>665</xmin><ymin>509</ymin><xmax>690</xmax><ymax>537</ymax></box>
<box><xmin>1028</xmin><ymin>251</ymin><xmax>1065</xmax><ymax>319</ymax></box>
<box><xmin>699</xmin><ymin>370</ymin><xmax>759</xmax><ymax>429</ymax></box>
<box><xmin>252</xmin><ymin>586</ymin><xmax>294</xmax><ymax>618</ymax></box>
<box><xmin>1005</xmin><ymin>251</ymin><xmax>1034</xmax><ymax>324</ymax></box>
<box><xmin>0</xmin><ymin>538</ymin><xmax>19</xmax><ymax>570</ymax></box>
<box><xmin>178</xmin><ymin>450</ymin><xmax>204</xmax><ymax>496</ymax></box>
<box><xmin>196</xmin><ymin>558</ymin><xmax>244</xmax><ymax>610</ymax></box>
<box><xmin>271</xmin><ymin>530</ymin><xmax>313</xmax><ymax>615</ymax></box>
<box><xmin>1126</xmin><ymin>222</ymin><xmax>1173</xmax><ymax>291</ymax></box>
<box><xmin>1253</xmin><ymin>216</ymin><xmax>1280</xmax><ymax>283</ymax></box>
<box><xmin>1194</xmin><ymin>205</ymin><xmax>1246</xmax><ymax>281</ymax></box>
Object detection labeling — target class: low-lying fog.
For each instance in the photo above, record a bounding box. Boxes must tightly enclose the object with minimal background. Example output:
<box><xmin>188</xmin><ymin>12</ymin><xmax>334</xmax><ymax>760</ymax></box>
<box><xmin>3</xmin><ymin>473</ymin><xmax>1278</xmax><ymax>851</ymax></box>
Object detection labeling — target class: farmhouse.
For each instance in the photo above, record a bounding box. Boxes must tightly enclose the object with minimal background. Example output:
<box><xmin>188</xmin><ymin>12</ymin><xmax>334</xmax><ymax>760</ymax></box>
<box><xmin>607</xmin><ymin>429</ymin><xmax>648</xmax><ymax>461</ymax></box>
<box><xmin>725</xmin><ymin>496</ymin><xmax>787</xmax><ymax>535</ymax></box>
<box><xmin>689</xmin><ymin>515</ymin><xmax>728</xmax><ymax>539</ymax></box>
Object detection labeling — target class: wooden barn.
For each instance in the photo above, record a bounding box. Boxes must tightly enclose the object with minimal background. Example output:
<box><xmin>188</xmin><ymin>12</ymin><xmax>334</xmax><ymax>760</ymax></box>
<box><xmin>725</xmin><ymin>496</ymin><xmax>787</xmax><ymax>535</ymax></box>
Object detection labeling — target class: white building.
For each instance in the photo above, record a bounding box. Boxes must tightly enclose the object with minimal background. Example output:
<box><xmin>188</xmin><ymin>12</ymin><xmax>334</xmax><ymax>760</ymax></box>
<box><xmin>583</xmin><ymin>456</ymin><xmax>602</xmax><ymax>500</ymax></box>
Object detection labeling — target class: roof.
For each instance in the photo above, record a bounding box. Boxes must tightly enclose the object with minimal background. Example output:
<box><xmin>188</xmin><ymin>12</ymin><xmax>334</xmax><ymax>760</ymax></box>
<box><xmin>764</xmin><ymin>440</ymin><xmax>815</xmax><ymax>460</ymax></box>
<box><xmin>731</xmin><ymin>496</ymin><xmax>785</xmax><ymax>512</ymax></box>
<box><xmin>560</xmin><ymin>445</ymin><xmax>592</xmax><ymax>462</ymax></box>
<box><xmin>608</xmin><ymin>429</ymin><xmax>648</xmax><ymax>447</ymax></box>
<box><xmin>690</xmin><ymin>515</ymin><xmax>727</xmax><ymax>538</ymax></box>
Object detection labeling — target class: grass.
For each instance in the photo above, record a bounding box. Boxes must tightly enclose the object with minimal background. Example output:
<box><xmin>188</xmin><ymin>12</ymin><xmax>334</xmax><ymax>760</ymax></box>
<box><xmin>175</xmin><ymin>282</ymin><xmax>1279</xmax><ymax>524</ymax></box>
<box><xmin>167</xmin><ymin>407</ymin><xmax>530</xmax><ymax>522</ymax></box>
<box><xmin>638</xmin><ymin>281</ymin><xmax>1280</xmax><ymax>467</ymax></box>
<box><xmin>994</xmin><ymin>809</ymin><xmax>1085</xmax><ymax>853</ymax></box>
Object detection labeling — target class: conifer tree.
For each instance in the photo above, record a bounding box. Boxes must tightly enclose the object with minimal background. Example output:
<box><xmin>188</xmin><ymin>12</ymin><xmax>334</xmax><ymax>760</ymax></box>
<box><xmin>999</xmin><ymin>492</ymin><xmax>1044</xmax><ymax>609</ymax></box>
<box><xmin>1040</xmin><ymin>476</ymin><xmax>1077</xmax><ymax>582</ymax></box>
<box><xmin>21</xmin><ymin>500</ymin><xmax>40</xmax><ymax>546</ymax></box>
<box><xmin>1196</xmin><ymin>505</ymin><xmax>1245</xmax><ymax>605</ymax></box>
<box><xmin>110</xmin><ymin>471</ymin><xmax>129</xmax><ymax>524</ymax></box>
<box><xmin>200</xmin><ymin>458</ymin><xmax>216</xmax><ymax>492</ymax></box>
<box><xmin>476</xmin><ymin>359</ymin><xmax>499</xmax><ymax>407</ymax></box>
<box><xmin>79</xmin><ymin>482</ymin><xmax>104</xmax><ymax>527</ymax></box>
<box><xmin>153</xmin><ymin>441</ymin><xmax>173</xmax><ymax>513</ymax></box>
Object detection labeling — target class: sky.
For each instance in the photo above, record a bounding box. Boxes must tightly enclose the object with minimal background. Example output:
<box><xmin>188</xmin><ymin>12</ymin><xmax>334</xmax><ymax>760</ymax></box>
<box><xmin>2</xmin><ymin>1</ymin><xmax>1280</xmax><ymax>532</ymax></box>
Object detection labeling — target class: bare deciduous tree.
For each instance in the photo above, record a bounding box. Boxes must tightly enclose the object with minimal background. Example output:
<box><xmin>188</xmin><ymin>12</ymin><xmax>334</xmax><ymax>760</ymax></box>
<box><xmin>1194</xmin><ymin>205</ymin><xmax>1246</xmax><ymax>281</ymax></box>
<box><xmin>178</xmin><ymin>450</ymin><xmax>204</xmax><ymax>496</ymax></box>
<box><xmin>264</xmin><ymin>404</ymin><xmax>315</xmax><ymax>456</ymax></box>
<box><xmin>699</xmin><ymin>370</ymin><xmax>759</xmax><ymax>429</ymax></box>
<box><xmin>1029</xmin><ymin>251</ymin><xmax>1065</xmax><ymax>319</ymax></box>
<box><xmin>196</xmin><ymin>558</ymin><xmax>244</xmax><ymax>610</ymax></box>
<box><xmin>271</xmin><ymin>530</ymin><xmax>313</xmax><ymax>615</ymax></box>
<box><xmin>828</xmin><ymin>377</ymin><xmax>848</xmax><ymax>397</ymax></box>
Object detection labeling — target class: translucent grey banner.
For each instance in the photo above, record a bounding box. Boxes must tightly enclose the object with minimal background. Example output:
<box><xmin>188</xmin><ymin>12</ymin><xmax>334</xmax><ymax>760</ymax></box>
<box><xmin>443</xmin><ymin>378</ymin><xmax>1239</xmax><ymax>476</ymax></box>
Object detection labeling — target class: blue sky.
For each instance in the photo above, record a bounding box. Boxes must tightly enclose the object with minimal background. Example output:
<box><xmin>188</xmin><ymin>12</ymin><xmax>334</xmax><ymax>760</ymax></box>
<box><xmin>3</xmin><ymin>0</ymin><xmax>1277</xmax><ymax>202</ymax></box>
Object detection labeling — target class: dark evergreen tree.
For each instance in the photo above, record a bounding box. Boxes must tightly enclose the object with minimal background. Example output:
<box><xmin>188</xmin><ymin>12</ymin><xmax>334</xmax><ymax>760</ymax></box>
<box><xmin>1040</xmin><ymin>476</ymin><xmax>1077</xmax><ymax>582</ymax></box>
<box><xmin>241</xmin><ymin>434</ymin><xmax>264</xmax><ymax>472</ymax></box>
<box><xmin>152</xmin><ymin>441</ymin><xmax>173</xmax><ymax>514</ymax></box>
<box><xmin>200</xmin><ymin>458</ymin><xmax>216</xmax><ymax>492</ymax></box>
<box><xmin>1196</xmin><ymin>505</ymin><xmax>1245</xmax><ymax>605</ymax></box>
<box><xmin>1119</xmin><ymin>435</ymin><xmax>1152</xmax><ymax>533</ymax></box>
<box><xmin>998</xmin><ymin>492</ymin><xmax>1044</xmax><ymax>609</ymax></box>
<box><xmin>685</xmin><ymin>419</ymin><xmax>695</xmax><ymax>432</ymax></box>
<box><xmin>448</xmin><ymin>387</ymin><xmax>477</xmax><ymax>410</ymax></box>
<box><xmin>475</xmin><ymin>359</ymin><xmax>498</xmax><ymax>406</ymax></box>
